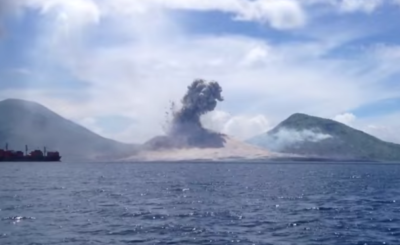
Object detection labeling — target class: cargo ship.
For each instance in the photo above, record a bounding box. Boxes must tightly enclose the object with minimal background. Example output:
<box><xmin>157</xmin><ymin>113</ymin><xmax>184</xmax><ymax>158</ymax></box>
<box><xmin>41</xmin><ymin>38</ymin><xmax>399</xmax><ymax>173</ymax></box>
<box><xmin>0</xmin><ymin>143</ymin><xmax>61</xmax><ymax>162</ymax></box>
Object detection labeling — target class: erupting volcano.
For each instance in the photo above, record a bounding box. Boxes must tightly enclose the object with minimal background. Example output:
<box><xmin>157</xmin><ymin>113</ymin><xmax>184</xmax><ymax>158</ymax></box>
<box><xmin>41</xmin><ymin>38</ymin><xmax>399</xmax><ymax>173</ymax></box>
<box><xmin>123</xmin><ymin>79</ymin><xmax>275</xmax><ymax>162</ymax></box>
<box><xmin>144</xmin><ymin>79</ymin><xmax>227</xmax><ymax>150</ymax></box>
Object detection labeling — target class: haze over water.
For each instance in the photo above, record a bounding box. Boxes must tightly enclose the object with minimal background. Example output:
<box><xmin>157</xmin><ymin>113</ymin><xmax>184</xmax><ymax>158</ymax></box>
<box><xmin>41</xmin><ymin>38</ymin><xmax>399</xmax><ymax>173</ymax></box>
<box><xmin>1</xmin><ymin>162</ymin><xmax>399</xmax><ymax>245</ymax></box>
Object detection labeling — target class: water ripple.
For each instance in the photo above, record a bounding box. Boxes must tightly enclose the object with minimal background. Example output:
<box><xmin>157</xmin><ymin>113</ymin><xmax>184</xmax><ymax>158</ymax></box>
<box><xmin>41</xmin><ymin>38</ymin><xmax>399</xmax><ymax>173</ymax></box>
<box><xmin>1</xmin><ymin>162</ymin><xmax>400</xmax><ymax>245</ymax></box>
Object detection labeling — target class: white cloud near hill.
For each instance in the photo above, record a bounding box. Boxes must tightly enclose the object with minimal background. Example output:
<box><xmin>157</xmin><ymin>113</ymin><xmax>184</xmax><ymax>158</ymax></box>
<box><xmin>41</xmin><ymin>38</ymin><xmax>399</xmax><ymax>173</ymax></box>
<box><xmin>1</xmin><ymin>0</ymin><xmax>400</xmax><ymax>144</ymax></box>
<box><xmin>333</xmin><ymin>113</ymin><xmax>356</xmax><ymax>126</ymax></box>
<box><xmin>357</xmin><ymin>113</ymin><xmax>400</xmax><ymax>144</ymax></box>
<box><xmin>332</xmin><ymin>112</ymin><xmax>400</xmax><ymax>144</ymax></box>
<box><xmin>202</xmin><ymin>111</ymin><xmax>271</xmax><ymax>140</ymax></box>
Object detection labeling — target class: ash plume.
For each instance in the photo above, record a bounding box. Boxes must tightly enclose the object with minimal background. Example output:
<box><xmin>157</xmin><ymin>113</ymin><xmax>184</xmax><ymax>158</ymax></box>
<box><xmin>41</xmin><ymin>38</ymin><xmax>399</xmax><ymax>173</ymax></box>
<box><xmin>146</xmin><ymin>79</ymin><xmax>226</xmax><ymax>149</ymax></box>
<box><xmin>171</xmin><ymin>79</ymin><xmax>223</xmax><ymax>134</ymax></box>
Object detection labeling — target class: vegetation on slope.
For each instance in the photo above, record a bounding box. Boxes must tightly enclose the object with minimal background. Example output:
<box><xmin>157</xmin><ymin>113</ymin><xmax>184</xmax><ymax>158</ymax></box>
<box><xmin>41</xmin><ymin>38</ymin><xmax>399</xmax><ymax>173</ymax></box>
<box><xmin>249</xmin><ymin>113</ymin><xmax>400</xmax><ymax>161</ymax></box>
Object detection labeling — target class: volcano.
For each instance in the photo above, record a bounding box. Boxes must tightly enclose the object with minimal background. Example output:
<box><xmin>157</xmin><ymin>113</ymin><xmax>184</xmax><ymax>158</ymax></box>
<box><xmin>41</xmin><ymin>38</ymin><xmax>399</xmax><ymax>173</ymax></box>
<box><xmin>124</xmin><ymin>135</ymin><xmax>276</xmax><ymax>162</ymax></box>
<box><xmin>120</xmin><ymin>79</ymin><xmax>276</xmax><ymax>162</ymax></box>
<box><xmin>144</xmin><ymin>79</ymin><xmax>228</xmax><ymax>150</ymax></box>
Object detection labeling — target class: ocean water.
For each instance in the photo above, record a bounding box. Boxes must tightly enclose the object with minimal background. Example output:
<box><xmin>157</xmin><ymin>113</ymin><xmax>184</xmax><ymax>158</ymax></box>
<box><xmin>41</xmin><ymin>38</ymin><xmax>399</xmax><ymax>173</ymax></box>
<box><xmin>0</xmin><ymin>162</ymin><xmax>399</xmax><ymax>245</ymax></box>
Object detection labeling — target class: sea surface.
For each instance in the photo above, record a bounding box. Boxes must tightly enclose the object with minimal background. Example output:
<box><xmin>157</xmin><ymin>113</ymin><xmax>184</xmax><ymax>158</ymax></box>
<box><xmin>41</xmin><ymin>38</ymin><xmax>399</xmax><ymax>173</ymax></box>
<box><xmin>0</xmin><ymin>162</ymin><xmax>399</xmax><ymax>245</ymax></box>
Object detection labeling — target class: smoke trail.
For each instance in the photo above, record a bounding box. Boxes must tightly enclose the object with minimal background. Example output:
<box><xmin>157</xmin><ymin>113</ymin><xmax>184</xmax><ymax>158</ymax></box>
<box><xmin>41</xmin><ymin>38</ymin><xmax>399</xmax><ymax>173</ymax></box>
<box><xmin>170</xmin><ymin>79</ymin><xmax>223</xmax><ymax>135</ymax></box>
<box><xmin>249</xmin><ymin>127</ymin><xmax>332</xmax><ymax>152</ymax></box>
<box><xmin>146</xmin><ymin>79</ymin><xmax>226</xmax><ymax>149</ymax></box>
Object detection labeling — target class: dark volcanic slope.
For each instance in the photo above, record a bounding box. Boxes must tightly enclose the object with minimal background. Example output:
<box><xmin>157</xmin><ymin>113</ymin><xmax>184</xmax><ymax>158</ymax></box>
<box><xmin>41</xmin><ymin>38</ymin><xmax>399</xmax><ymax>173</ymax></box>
<box><xmin>0</xmin><ymin>99</ymin><xmax>137</xmax><ymax>161</ymax></box>
<box><xmin>248</xmin><ymin>113</ymin><xmax>400</xmax><ymax>161</ymax></box>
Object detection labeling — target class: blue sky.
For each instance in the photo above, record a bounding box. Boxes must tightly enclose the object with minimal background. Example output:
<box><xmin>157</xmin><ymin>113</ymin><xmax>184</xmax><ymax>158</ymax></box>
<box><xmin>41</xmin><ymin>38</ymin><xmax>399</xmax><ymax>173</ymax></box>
<box><xmin>1</xmin><ymin>0</ymin><xmax>400</xmax><ymax>143</ymax></box>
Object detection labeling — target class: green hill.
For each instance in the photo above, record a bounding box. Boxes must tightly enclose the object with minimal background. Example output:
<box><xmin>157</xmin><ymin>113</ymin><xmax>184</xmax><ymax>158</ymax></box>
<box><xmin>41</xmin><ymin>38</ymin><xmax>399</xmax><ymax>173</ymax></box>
<box><xmin>248</xmin><ymin>113</ymin><xmax>400</xmax><ymax>161</ymax></box>
<box><xmin>0</xmin><ymin>99</ymin><xmax>137</xmax><ymax>161</ymax></box>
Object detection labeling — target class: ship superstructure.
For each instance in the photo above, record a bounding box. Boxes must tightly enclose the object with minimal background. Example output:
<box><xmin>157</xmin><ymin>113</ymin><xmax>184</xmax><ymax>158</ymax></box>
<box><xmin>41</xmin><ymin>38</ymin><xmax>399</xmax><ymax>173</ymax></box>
<box><xmin>0</xmin><ymin>143</ymin><xmax>61</xmax><ymax>162</ymax></box>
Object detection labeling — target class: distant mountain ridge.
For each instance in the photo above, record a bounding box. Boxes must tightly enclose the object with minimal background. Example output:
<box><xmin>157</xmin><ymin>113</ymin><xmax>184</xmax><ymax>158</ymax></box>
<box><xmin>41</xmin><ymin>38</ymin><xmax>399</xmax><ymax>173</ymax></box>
<box><xmin>2</xmin><ymin>98</ymin><xmax>399</xmax><ymax>162</ymax></box>
<box><xmin>248</xmin><ymin>113</ymin><xmax>400</xmax><ymax>161</ymax></box>
<box><xmin>0</xmin><ymin>98</ymin><xmax>137</xmax><ymax>161</ymax></box>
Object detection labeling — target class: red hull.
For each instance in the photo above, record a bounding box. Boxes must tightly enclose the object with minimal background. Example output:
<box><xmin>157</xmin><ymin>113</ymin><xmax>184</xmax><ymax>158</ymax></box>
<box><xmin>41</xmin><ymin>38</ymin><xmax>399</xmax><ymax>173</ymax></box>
<box><xmin>0</xmin><ymin>156</ymin><xmax>61</xmax><ymax>162</ymax></box>
<box><xmin>0</xmin><ymin>145</ymin><xmax>61</xmax><ymax>162</ymax></box>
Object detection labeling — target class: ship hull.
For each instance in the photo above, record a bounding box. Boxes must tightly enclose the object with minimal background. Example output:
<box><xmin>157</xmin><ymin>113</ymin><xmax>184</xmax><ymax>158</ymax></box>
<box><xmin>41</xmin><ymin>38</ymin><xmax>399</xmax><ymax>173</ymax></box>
<box><xmin>0</xmin><ymin>156</ymin><xmax>61</xmax><ymax>162</ymax></box>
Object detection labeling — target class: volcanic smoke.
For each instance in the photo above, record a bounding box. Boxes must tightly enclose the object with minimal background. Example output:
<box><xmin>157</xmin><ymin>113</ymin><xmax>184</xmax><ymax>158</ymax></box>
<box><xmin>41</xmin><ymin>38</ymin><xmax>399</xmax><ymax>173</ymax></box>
<box><xmin>145</xmin><ymin>79</ymin><xmax>226</xmax><ymax>150</ymax></box>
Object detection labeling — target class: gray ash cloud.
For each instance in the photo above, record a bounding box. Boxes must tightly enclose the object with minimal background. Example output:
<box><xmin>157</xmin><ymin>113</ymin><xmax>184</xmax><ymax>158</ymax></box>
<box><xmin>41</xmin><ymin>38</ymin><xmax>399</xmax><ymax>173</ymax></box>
<box><xmin>145</xmin><ymin>79</ymin><xmax>226</xmax><ymax>149</ymax></box>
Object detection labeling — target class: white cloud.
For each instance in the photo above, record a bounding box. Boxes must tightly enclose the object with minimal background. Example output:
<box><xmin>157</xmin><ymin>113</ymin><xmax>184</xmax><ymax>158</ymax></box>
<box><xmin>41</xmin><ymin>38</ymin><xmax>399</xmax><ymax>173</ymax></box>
<box><xmin>240</xmin><ymin>45</ymin><xmax>276</xmax><ymax>67</ymax></box>
<box><xmin>26</xmin><ymin>0</ymin><xmax>307</xmax><ymax>30</ymax></box>
<box><xmin>202</xmin><ymin>111</ymin><xmax>271</xmax><ymax>140</ymax></box>
<box><xmin>354</xmin><ymin>112</ymin><xmax>400</xmax><ymax>144</ymax></box>
<box><xmin>333</xmin><ymin>112</ymin><xmax>356</xmax><ymax>126</ymax></box>
<box><xmin>30</xmin><ymin>0</ymin><xmax>101</xmax><ymax>25</ymax></box>
<box><xmin>78</xmin><ymin>117</ymin><xmax>104</xmax><ymax>135</ymax></box>
<box><xmin>234</xmin><ymin>0</ymin><xmax>307</xmax><ymax>29</ymax></box>
<box><xmin>301</xmin><ymin>0</ymin><xmax>384</xmax><ymax>12</ymax></box>
<box><xmin>100</xmin><ymin>0</ymin><xmax>307</xmax><ymax>29</ymax></box>
<box><xmin>224</xmin><ymin>115</ymin><xmax>271</xmax><ymax>140</ymax></box>
<box><xmin>302</xmin><ymin>0</ymin><xmax>400</xmax><ymax>14</ymax></box>
<box><xmin>363</xmin><ymin>124</ymin><xmax>400</xmax><ymax>144</ymax></box>
<box><xmin>365</xmin><ymin>124</ymin><xmax>390</xmax><ymax>136</ymax></box>
<box><xmin>331</xmin><ymin>112</ymin><xmax>400</xmax><ymax>144</ymax></box>
<box><xmin>1</xmin><ymin>0</ymin><xmax>400</xmax><ymax>144</ymax></box>
<box><xmin>251</xmin><ymin>128</ymin><xmax>333</xmax><ymax>151</ymax></box>
<box><xmin>338</xmin><ymin>0</ymin><xmax>384</xmax><ymax>13</ymax></box>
